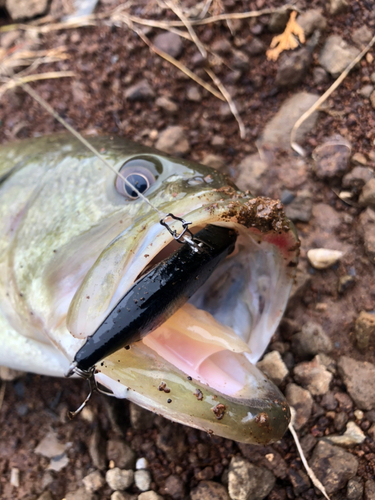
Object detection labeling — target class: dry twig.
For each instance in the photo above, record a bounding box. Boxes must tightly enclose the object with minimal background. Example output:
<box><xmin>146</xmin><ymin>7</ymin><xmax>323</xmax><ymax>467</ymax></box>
<box><xmin>291</xmin><ymin>33</ymin><xmax>375</xmax><ymax>155</ymax></box>
<box><xmin>266</xmin><ymin>11</ymin><xmax>305</xmax><ymax>61</ymax></box>
<box><xmin>206</xmin><ymin>68</ymin><xmax>246</xmax><ymax>138</ymax></box>
<box><xmin>289</xmin><ymin>422</ymin><xmax>330</xmax><ymax>500</ymax></box>
<box><xmin>0</xmin><ymin>71</ymin><xmax>75</xmax><ymax>97</ymax></box>
<box><xmin>163</xmin><ymin>0</ymin><xmax>207</xmax><ymax>58</ymax></box>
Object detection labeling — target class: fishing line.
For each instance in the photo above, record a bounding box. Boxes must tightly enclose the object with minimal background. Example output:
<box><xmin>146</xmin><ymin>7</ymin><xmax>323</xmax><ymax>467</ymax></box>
<box><xmin>19</xmin><ymin>81</ymin><xmax>198</xmax><ymax>249</ymax></box>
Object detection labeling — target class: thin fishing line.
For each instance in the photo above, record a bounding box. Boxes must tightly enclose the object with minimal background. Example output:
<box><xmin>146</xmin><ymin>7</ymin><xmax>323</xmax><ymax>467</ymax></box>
<box><xmin>20</xmin><ymin>81</ymin><xmax>166</xmax><ymax>219</ymax></box>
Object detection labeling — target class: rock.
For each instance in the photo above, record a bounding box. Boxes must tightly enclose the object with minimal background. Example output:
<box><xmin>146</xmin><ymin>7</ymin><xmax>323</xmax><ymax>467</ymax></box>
<box><xmin>187</xmin><ymin>86</ymin><xmax>202</xmax><ymax>102</ymax></box>
<box><xmin>211</xmin><ymin>136</ymin><xmax>225</xmax><ymax>147</ymax></box>
<box><xmin>35</xmin><ymin>431</ymin><xmax>66</xmax><ymax>458</ymax></box>
<box><xmin>294</xmin><ymin>356</ymin><xmax>333</xmax><ymax>396</ymax></box>
<box><xmin>276</xmin><ymin>48</ymin><xmax>312</xmax><ymax>87</ymax></box>
<box><xmin>353</xmin><ymin>26</ymin><xmax>373</xmax><ymax>46</ymax></box>
<box><xmin>330</xmin><ymin>0</ymin><xmax>349</xmax><ymax>15</ymax></box>
<box><xmin>359</xmin><ymin>178</ymin><xmax>375</xmax><ymax>208</ymax></box>
<box><xmin>261</xmin><ymin>92</ymin><xmax>320</xmax><ymax>150</ymax></box>
<box><xmin>0</xmin><ymin>366</ymin><xmax>24</xmax><ymax>381</ymax></box>
<box><xmin>155</xmin><ymin>96</ymin><xmax>178</xmax><ymax>114</ymax></box>
<box><xmin>106</xmin><ymin>468</ymin><xmax>134</xmax><ymax>491</ymax></box>
<box><xmin>88</xmin><ymin>428</ymin><xmax>106</xmax><ymax>470</ymax></box>
<box><xmin>359</xmin><ymin>208</ymin><xmax>375</xmax><ymax>264</ymax></box>
<box><xmin>365</xmin><ymin>479</ymin><xmax>375</xmax><ymax>500</ymax></box>
<box><xmin>111</xmin><ymin>492</ymin><xmax>137</xmax><ymax>500</ymax></box>
<box><xmin>371</xmin><ymin>91</ymin><xmax>375</xmax><ymax>109</ymax></box>
<box><xmin>47</xmin><ymin>454</ymin><xmax>69</xmax><ymax>472</ymax></box>
<box><xmin>326</xmin><ymin>421</ymin><xmax>366</xmax><ymax>446</ymax></box>
<box><xmin>65</xmin><ymin>487</ymin><xmax>97</xmax><ymax>500</ymax></box>
<box><xmin>285</xmin><ymin>383</ymin><xmax>313</xmax><ymax>430</ymax></box>
<box><xmin>359</xmin><ymin>84</ymin><xmax>374</xmax><ymax>99</ymax></box>
<box><xmin>288</xmin><ymin>468</ymin><xmax>310</xmax><ymax>495</ymax></box>
<box><xmin>235</xmin><ymin>153</ymin><xmax>268</xmax><ymax>195</ymax></box>
<box><xmin>338</xmin><ymin>356</ymin><xmax>375</xmax><ymax>410</ymax></box>
<box><xmin>136</xmin><ymin>458</ymin><xmax>148</xmax><ymax>470</ymax></box>
<box><xmin>5</xmin><ymin>0</ymin><xmax>49</xmax><ymax>20</ymax></box>
<box><xmin>231</xmin><ymin>50</ymin><xmax>249</xmax><ymax>71</ymax></box>
<box><xmin>284</xmin><ymin>190</ymin><xmax>313</xmax><ymax>222</ymax></box>
<box><xmin>125</xmin><ymin>80</ymin><xmax>155</xmax><ymax>101</ymax></box>
<box><xmin>164</xmin><ymin>475</ymin><xmax>185</xmax><ymax>499</ymax></box>
<box><xmin>347</xmin><ymin>478</ymin><xmax>364</xmax><ymax>500</ymax></box>
<box><xmin>319</xmin><ymin>35</ymin><xmax>360</xmax><ymax>77</ymax></box>
<box><xmin>312</xmin><ymin>135</ymin><xmax>351</xmax><ymax>179</ymax></box>
<box><xmin>135</xmin><ymin>470</ymin><xmax>151</xmax><ymax>492</ymax></box>
<box><xmin>10</xmin><ymin>467</ymin><xmax>19</xmax><ymax>487</ymax></box>
<box><xmin>297</xmin><ymin>10</ymin><xmax>326</xmax><ymax>37</ymax></box>
<box><xmin>201</xmin><ymin>154</ymin><xmax>225</xmax><ymax>170</ymax></box>
<box><xmin>228</xmin><ymin>457</ymin><xmax>275</xmax><ymax>500</ymax></box>
<box><xmin>106</xmin><ymin>440</ymin><xmax>136</xmax><ymax>469</ymax></box>
<box><xmin>211</xmin><ymin>39</ymin><xmax>232</xmax><ymax>55</ymax></box>
<box><xmin>311</xmin><ymin>441</ymin><xmax>358</xmax><ymax>494</ymax></box>
<box><xmin>256</xmin><ymin>351</ymin><xmax>288</xmax><ymax>385</ymax></box>
<box><xmin>316</xmin><ymin>353</ymin><xmax>336</xmax><ymax>374</ymax></box>
<box><xmin>342</xmin><ymin>166</ymin><xmax>374</xmax><ymax>189</ymax></box>
<box><xmin>352</xmin><ymin>152</ymin><xmax>368</xmax><ymax>165</ymax></box>
<box><xmin>307</xmin><ymin>248</ymin><xmax>343</xmax><ymax>269</ymax></box>
<box><xmin>355</xmin><ymin>311</ymin><xmax>375</xmax><ymax>350</ymax></box>
<box><xmin>268</xmin><ymin>10</ymin><xmax>289</xmax><ymax>32</ymax></box>
<box><xmin>292</xmin><ymin>322</ymin><xmax>332</xmax><ymax>358</ymax></box>
<box><xmin>155</xmin><ymin>422</ymin><xmax>187</xmax><ymax>459</ymax></box>
<box><xmin>153</xmin><ymin>32</ymin><xmax>183</xmax><ymax>58</ymax></box>
<box><xmin>313</xmin><ymin>67</ymin><xmax>329</xmax><ymax>85</ymax></box>
<box><xmin>321</xmin><ymin>392</ymin><xmax>338</xmax><ymax>410</ymax></box>
<box><xmin>155</xmin><ymin>126</ymin><xmax>190</xmax><ymax>155</ymax></box>
<box><xmin>36</xmin><ymin>492</ymin><xmax>53</xmax><ymax>500</ymax></box>
<box><xmin>312</xmin><ymin>202</ymin><xmax>342</xmax><ymax>231</ymax></box>
<box><xmin>83</xmin><ymin>471</ymin><xmax>105</xmax><ymax>493</ymax></box>
<box><xmin>129</xmin><ymin>403</ymin><xmax>154</xmax><ymax>431</ymax></box>
<box><xmin>335</xmin><ymin>392</ymin><xmax>354</xmax><ymax>412</ymax></box>
<box><xmin>245</xmin><ymin>38</ymin><xmax>266</xmax><ymax>56</ymax></box>
<box><xmin>138</xmin><ymin>492</ymin><xmax>164</xmax><ymax>500</ymax></box>
<box><xmin>191</xmin><ymin>481</ymin><xmax>229</xmax><ymax>500</ymax></box>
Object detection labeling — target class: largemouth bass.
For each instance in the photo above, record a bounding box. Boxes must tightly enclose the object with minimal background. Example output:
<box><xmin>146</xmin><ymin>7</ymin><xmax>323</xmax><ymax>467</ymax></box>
<box><xmin>0</xmin><ymin>134</ymin><xmax>299</xmax><ymax>444</ymax></box>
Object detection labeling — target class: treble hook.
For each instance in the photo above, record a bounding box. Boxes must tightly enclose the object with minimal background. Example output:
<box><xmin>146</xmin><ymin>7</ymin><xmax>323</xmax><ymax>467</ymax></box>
<box><xmin>66</xmin><ymin>362</ymin><xmax>115</xmax><ymax>419</ymax></box>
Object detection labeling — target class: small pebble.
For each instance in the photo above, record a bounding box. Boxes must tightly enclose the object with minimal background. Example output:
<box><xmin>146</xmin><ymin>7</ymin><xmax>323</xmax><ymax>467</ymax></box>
<box><xmin>10</xmin><ymin>467</ymin><xmax>20</xmax><ymax>488</ymax></box>
<box><xmin>106</xmin><ymin>468</ymin><xmax>134</xmax><ymax>491</ymax></box>
<box><xmin>256</xmin><ymin>351</ymin><xmax>289</xmax><ymax>385</ymax></box>
<box><xmin>83</xmin><ymin>470</ymin><xmax>105</xmax><ymax>492</ymax></box>
<box><xmin>307</xmin><ymin>248</ymin><xmax>343</xmax><ymax>270</ymax></box>
<box><xmin>135</xmin><ymin>469</ymin><xmax>152</xmax><ymax>492</ymax></box>
<box><xmin>138</xmin><ymin>492</ymin><xmax>164</xmax><ymax>500</ymax></box>
<box><xmin>327</xmin><ymin>421</ymin><xmax>366</xmax><ymax>446</ymax></box>
<box><xmin>136</xmin><ymin>458</ymin><xmax>148</xmax><ymax>470</ymax></box>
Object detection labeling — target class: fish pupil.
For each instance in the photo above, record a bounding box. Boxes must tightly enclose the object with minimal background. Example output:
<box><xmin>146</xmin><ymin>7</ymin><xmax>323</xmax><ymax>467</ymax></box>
<box><xmin>124</xmin><ymin>173</ymin><xmax>149</xmax><ymax>198</ymax></box>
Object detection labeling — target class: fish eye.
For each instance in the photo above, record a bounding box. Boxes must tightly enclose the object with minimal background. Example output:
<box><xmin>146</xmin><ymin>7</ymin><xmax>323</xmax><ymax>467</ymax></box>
<box><xmin>116</xmin><ymin>163</ymin><xmax>156</xmax><ymax>200</ymax></box>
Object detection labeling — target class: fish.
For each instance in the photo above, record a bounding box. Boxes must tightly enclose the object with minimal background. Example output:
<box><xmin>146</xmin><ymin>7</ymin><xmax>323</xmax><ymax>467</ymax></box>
<box><xmin>0</xmin><ymin>134</ymin><xmax>299</xmax><ymax>444</ymax></box>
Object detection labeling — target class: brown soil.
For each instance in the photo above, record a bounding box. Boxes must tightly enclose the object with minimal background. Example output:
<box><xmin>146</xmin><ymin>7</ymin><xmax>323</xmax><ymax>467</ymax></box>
<box><xmin>0</xmin><ymin>1</ymin><xmax>375</xmax><ymax>499</ymax></box>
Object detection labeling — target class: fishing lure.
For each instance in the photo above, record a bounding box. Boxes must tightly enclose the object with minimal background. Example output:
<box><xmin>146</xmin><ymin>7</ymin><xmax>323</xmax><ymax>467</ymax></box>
<box><xmin>68</xmin><ymin>224</ymin><xmax>237</xmax><ymax>377</ymax></box>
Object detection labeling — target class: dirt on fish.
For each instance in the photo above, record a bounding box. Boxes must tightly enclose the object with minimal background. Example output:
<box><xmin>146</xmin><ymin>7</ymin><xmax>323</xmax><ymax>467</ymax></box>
<box><xmin>0</xmin><ymin>0</ymin><xmax>375</xmax><ymax>499</ymax></box>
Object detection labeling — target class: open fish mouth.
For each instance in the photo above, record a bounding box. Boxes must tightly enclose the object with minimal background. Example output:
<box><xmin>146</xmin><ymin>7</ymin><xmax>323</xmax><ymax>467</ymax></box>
<box><xmin>0</xmin><ymin>135</ymin><xmax>299</xmax><ymax>444</ymax></box>
<box><xmin>66</xmin><ymin>195</ymin><xmax>298</xmax><ymax>444</ymax></box>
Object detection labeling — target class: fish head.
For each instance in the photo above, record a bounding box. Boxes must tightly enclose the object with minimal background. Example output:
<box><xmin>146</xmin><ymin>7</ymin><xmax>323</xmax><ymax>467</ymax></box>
<box><xmin>0</xmin><ymin>135</ymin><xmax>299</xmax><ymax>444</ymax></box>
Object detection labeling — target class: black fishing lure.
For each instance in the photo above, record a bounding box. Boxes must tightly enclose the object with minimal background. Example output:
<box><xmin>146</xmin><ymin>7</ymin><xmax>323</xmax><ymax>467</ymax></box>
<box><xmin>71</xmin><ymin>224</ymin><xmax>237</xmax><ymax>373</ymax></box>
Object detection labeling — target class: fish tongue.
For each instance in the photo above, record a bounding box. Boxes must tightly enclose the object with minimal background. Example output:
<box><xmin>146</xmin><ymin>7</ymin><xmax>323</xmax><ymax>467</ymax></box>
<box><xmin>142</xmin><ymin>303</ymin><xmax>254</xmax><ymax>397</ymax></box>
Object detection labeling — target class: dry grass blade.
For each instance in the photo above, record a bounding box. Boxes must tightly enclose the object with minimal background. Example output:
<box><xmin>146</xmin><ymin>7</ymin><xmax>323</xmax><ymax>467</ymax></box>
<box><xmin>123</xmin><ymin>20</ymin><xmax>224</xmax><ymax>101</ymax></box>
<box><xmin>291</xmin><ymin>33</ymin><xmax>375</xmax><ymax>155</ymax></box>
<box><xmin>163</xmin><ymin>0</ymin><xmax>207</xmax><ymax>58</ymax></box>
<box><xmin>289</xmin><ymin>423</ymin><xmax>331</xmax><ymax>500</ymax></box>
<box><xmin>0</xmin><ymin>71</ymin><xmax>75</xmax><ymax>98</ymax></box>
<box><xmin>205</xmin><ymin>68</ymin><xmax>246</xmax><ymax>139</ymax></box>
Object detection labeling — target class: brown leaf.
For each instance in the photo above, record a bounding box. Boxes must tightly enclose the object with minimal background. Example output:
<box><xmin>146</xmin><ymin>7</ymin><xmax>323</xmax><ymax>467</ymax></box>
<box><xmin>266</xmin><ymin>11</ymin><xmax>305</xmax><ymax>62</ymax></box>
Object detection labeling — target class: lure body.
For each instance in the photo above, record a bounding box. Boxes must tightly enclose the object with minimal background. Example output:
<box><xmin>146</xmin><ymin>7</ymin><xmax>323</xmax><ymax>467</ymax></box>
<box><xmin>74</xmin><ymin>225</ymin><xmax>237</xmax><ymax>371</ymax></box>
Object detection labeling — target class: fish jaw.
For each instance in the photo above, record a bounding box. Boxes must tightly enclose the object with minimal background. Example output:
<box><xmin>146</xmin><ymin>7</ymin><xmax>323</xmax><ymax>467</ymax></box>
<box><xmin>69</xmin><ymin>196</ymin><xmax>298</xmax><ymax>444</ymax></box>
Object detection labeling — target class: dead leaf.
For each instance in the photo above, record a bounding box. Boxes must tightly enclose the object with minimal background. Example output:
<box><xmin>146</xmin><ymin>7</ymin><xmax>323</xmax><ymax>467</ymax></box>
<box><xmin>266</xmin><ymin>11</ymin><xmax>305</xmax><ymax>62</ymax></box>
